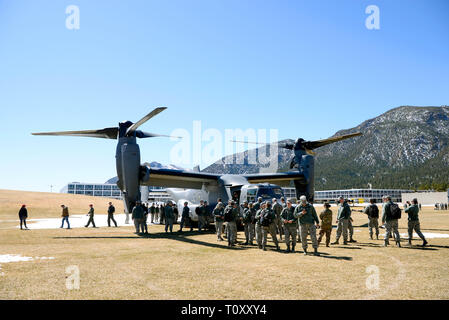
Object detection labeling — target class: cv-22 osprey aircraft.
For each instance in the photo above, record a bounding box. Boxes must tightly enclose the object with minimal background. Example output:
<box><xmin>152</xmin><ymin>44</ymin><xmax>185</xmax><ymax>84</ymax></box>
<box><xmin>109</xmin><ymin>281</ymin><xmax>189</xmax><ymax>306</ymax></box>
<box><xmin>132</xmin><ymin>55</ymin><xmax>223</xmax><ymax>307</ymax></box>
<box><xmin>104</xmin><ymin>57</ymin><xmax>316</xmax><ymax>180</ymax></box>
<box><xmin>33</xmin><ymin>107</ymin><xmax>361</xmax><ymax>217</ymax></box>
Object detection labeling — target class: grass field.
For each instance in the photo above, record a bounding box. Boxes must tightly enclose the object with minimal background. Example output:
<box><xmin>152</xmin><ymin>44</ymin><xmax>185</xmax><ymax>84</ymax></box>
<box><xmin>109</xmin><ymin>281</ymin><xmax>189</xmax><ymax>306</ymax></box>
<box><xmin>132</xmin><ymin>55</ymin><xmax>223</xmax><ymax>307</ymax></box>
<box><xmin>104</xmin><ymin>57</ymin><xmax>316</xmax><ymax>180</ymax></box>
<box><xmin>1</xmin><ymin>189</ymin><xmax>448</xmax><ymax>300</ymax></box>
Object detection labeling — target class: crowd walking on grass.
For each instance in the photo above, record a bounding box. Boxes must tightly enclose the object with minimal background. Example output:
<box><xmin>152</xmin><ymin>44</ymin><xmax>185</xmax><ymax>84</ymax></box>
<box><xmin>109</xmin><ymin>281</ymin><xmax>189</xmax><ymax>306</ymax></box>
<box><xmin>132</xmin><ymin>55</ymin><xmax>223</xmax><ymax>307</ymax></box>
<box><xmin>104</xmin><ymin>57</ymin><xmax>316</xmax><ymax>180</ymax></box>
<box><xmin>17</xmin><ymin>194</ymin><xmax>436</xmax><ymax>254</ymax></box>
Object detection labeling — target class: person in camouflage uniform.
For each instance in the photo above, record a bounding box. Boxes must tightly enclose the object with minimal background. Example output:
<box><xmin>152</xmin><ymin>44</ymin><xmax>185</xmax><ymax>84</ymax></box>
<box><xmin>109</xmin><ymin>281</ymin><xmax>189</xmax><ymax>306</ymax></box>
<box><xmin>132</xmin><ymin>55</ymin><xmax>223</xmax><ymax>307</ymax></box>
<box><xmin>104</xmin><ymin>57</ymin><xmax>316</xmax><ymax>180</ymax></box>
<box><xmin>296</xmin><ymin>199</ymin><xmax>302</xmax><ymax>244</ymax></box>
<box><xmin>225</xmin><ymin>200</ymin><xmax>239</xmax><ymax>247</ymax></box>
<box><xmin>132</xmin><ymin>201</ymin><xmax>145</xmax><ymax>234</ymax></box>
<box><xmin>213</xmin><ymin>202</ymin><xmax>225</xmax><ymax>241</ymax></box>
<box><xmin>347</xmin><ymin>210</ymin><xmax>357</xmax><ymax>243</ymax></box>
<box><xmin>260</xmin><ymin>202</ymin><xmax>280</xmax><ymax>251</ymax></box>
<box><xmin>332</xmin><ymin>197</ymin><xmax>350</xmax><ymax>245</ymax></box>
<box><xmin>280</xmin><ymin>197</ymin><xmax>287</xmax><ymax>209</ymax></box>
<box><xmin>255</xmin><ymin>202</ymin><xmax>266</xmax><ymax>249</ymax></box>
<box><xmin>242</xmin><ymin>201</ymin><xmax>256</xmax><ymax>245</ymax></box>
<box><xmin>253</xmin><ymin>197</ymin><xmax>263</xmax><ymax>213</ymax></box>
<box><xmin>272</xmin><ymin>198</ymin><xmax>284</xmax><ymax>240</ymax></box>
<box><xmin>405</xmin><ymin>198</ymin><xmax>428</xmax><ymax>246</ymax></box>
<box><xmin>317</xmin><ymin>203</ymin><xmax>333</xmax><ymax>247</ymax></box>
<box><xmin>364</xmin><ymin>199</ymin><xmax>380</xmax><ymax>240</ymax></box>
<box><xmin>281</xmin><ymin>200</ymin><xmax>299</xmax><ymax>252</ymax></box>
<box><xmin>382</xmin><ymin>195</ymin><xmax>401</xmax><ymax>247</ymax></box>
<box><xmin>179</xmin><ymin>201</ymin><xmax>192</xmax><ymax>232</ymax></box>
<box><xmin>295</xmin><ymin>196</ymin><xmax>320</xmax><ymax>255</ymax></box>
<box><xmin>197</xmin><ymin>200</ymin><xmax>208</xmax><ymax>232</ymax></box>
<box><xmin>85</xmin><ymin>204</ymin><xmax>97</xmax><ymax>228</ymax></box>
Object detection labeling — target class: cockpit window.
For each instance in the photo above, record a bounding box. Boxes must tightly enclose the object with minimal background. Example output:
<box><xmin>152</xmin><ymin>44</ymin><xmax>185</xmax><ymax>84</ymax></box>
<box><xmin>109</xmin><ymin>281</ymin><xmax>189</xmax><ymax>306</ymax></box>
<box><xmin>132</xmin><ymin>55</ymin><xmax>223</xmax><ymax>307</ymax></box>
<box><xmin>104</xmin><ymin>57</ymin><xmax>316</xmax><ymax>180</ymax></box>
<box><xmin>257</xmin><ymin>187</ymin><xmax>284</xmax><ymax>200</ymax></box>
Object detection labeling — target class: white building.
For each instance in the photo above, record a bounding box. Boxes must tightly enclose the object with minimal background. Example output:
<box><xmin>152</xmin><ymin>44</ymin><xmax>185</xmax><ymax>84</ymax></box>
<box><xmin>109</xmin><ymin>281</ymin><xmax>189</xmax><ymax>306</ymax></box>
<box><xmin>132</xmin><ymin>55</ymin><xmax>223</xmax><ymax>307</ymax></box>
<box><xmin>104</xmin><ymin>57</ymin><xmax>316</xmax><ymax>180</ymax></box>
<box><xmin>282</xmin><ymin>188</ymin><xmax>415</xmax><ymax>203</ymax></box>
<box><xmin>61</xmin><ymin>182</ymin><xmax>123</xmax><ymax>199</ymax></box>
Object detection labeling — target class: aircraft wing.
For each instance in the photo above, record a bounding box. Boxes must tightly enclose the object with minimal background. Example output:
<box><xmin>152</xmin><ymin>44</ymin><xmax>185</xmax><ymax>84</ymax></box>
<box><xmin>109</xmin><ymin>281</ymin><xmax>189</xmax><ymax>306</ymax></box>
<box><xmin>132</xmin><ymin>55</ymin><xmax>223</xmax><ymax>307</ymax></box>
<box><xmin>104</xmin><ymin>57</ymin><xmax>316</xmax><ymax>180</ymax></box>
<box><xmin>142</xmin><ymin>167</ymin><xmax>221</xmax><ymax>189</ymax></box>
<box><xmin>243</xmin><ymin>171</ymin><xmax>306</xmax><ymax>187</ymax></box>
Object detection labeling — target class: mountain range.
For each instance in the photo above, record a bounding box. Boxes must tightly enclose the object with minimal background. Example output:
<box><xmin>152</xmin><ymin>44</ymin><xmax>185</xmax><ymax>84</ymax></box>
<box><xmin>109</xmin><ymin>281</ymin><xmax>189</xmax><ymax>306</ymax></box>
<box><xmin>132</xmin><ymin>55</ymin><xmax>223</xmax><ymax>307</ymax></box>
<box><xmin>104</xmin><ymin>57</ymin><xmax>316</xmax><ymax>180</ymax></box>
<box><xmin>202</xmin><ymin>106</ymin><xmax>449</xmax><ymax>191</ymax></box>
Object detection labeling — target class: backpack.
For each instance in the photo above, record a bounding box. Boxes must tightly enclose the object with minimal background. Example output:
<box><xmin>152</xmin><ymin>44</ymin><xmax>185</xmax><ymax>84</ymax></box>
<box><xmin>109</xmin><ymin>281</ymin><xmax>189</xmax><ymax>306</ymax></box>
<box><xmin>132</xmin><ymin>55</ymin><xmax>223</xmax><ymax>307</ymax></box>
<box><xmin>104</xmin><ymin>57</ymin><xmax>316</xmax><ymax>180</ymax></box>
<box><xmin>260</xmin><ymin>210</ymin><xmax>272</xmax><ymax>227</ymax></box>
<box><xmin>388</xmin><ymin>203</ymin><xmax>402</xmax><ymax>219</ymax></box>
<box><xmin>224</xmin><ymin>207</ymin><xmax>233</xmax><ymax>222</ymax></box>
<box><xmin>368</xmin><ymin>204</ymin><xmax>379</xmax><ymax>218</ymax></box>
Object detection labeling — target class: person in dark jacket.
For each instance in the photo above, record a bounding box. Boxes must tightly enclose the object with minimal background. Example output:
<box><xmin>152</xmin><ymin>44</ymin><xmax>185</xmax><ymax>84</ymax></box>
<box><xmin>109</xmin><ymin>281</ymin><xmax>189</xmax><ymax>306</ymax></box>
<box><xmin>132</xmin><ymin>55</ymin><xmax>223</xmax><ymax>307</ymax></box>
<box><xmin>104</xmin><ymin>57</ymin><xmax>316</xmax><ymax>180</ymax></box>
<box><xmin>159</xmin><ymin>204</ymin><xmax>165</xmax><ymax>225</ymax></box>
<box><xmin>173</xmin><ymin>204</ymin><xmax>179</xmax><ymax>224</ymax></box>
<box><xmin>132</xmin><ymin>201</ymin><xmax>145</xmax><ymax>234</ymax></box>
<box><xmin>179</xmin><ymin>202</ymin><xmax>192</xmax><ymax>232</ymax></box>
<box><xmin>107</xmin><ymin>202</ymin><xmax>118</xmax><ymax>227</ymax></box>
<box><xmin>164</xmin><ymin>201</ymin><xmax>175</xmax><ymax>233</ymax></box>
<box><xmin>364</xmin><ymin>199</ymin><xmax>379</xmax><ymax>240</ymax></box>
<box><xmin>18</xmin><ymin>204</ymin><xmax>28</xmax><ymax>230</ymax></box>
<box><xmin>142</xmin><ymin>203</ymin><xmax>149</xmax><ymax>234</ymax></box>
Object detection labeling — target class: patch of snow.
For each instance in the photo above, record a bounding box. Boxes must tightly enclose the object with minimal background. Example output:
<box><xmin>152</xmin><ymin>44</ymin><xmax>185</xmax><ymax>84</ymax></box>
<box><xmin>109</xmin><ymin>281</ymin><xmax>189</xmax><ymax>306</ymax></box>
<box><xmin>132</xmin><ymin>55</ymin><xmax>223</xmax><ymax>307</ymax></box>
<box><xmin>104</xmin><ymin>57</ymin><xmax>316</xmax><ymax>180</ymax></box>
<box><xmin>0</xmin><ymin>254</ymin><xmax>55</xmax><ymax>276</ymax></box>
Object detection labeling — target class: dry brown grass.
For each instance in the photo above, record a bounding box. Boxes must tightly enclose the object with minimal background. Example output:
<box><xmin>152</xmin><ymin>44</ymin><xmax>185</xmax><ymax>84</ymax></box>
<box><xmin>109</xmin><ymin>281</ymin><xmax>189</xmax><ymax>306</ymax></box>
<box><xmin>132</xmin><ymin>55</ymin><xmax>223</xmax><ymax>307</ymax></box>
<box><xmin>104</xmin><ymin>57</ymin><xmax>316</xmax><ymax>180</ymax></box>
<box><xmin>0</xmin><ymin>189</ymin><xmax>124</xmax><ymax>220</ymax></box>
<box><xmin>1</xmin><ymin>190</ymin><xmax>448</xmax><ymax>300</ymax></box>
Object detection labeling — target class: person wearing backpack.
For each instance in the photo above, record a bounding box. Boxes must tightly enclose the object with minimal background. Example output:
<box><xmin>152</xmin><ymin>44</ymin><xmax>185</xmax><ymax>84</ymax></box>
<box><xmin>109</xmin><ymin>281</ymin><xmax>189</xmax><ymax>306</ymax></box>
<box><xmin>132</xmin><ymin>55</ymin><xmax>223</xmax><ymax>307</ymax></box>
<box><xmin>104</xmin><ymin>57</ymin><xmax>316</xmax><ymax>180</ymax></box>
<box><xmin>382</xmin><ymin>196</ymin><xmax>401</xmax><ymax>247</ymax></box>
<box><xmin>242</xmin><ymin>201</ymin><xmax>255</xmax><ymax>245</ymax></box>
<box><xmin>254</xmin><ymin>202</ymin><xmax>266</xmax><ymax>249</ymax></box>
<box><xmin>295</xmin><ymin>196</ymin><xmax>320</xmax><ymax>255</ymax></box>
<box><xmin>260</xmin><ymin>202</ymin><xmax>280</xmax><ymax>251</ymax></box>
<box><xmin>281</xmin><ymin>200</ymin><xmax>299</xmax><ymax>252</ymax></box>
<box><xmin>364</xmin><ymin>199</ymin><xmax>380</xmax><ymax>240</ymax></box>
<box><xmin>213</xmin><ymin>202</ymin><xmax>225</xmax><ymax>241</ymax></box>
<box><xmin>224</xmin><ymin>200</ymin><xmax>239</xmax><ymax>247</ymax></box>
<box><xmin>405</xmin><ymin>198</ymin><xmax>428</xmax><ymax>246</ymax></box>
<box><xmin>272</xmin><ymin>198</ymin><xmax>284</xmax><ymax>241</ymax></box>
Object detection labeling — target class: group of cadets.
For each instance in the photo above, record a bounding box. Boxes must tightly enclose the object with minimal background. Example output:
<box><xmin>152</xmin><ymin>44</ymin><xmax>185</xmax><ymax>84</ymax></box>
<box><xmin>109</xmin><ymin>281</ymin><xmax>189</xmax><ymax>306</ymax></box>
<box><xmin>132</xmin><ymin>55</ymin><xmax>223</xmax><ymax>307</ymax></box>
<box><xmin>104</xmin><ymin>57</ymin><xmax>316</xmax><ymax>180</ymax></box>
<box><xmin>204</xmin><ymin>193</ymin><xmax>430</xmax><ymax>254</ymax></box>
<box><xmin>354</xmin><ymin>195</ymin><xmax>428</xmax><ymax>247</ymax></box>
<box><xmin>17</xmin><ymin>194</ymin><xmax>430</xmax><ymax>250</ymax></box>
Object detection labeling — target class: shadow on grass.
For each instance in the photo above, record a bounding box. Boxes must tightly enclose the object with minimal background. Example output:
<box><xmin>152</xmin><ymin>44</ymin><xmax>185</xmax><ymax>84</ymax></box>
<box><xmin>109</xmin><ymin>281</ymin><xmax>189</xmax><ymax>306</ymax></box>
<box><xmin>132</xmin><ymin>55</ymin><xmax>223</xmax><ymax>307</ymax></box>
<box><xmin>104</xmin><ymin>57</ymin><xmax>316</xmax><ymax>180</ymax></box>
<box><xmin>53</xmin><ymin>230</ymin><xmax>247</xmax><ymax>251</ymax></box>
<box><xmin>330</xmin><ymin>246</ymin><xmax>362</xmax><ymax>250</ymax></box>
<box><xmin>316</xmin><ymin>252</ymin><xmax>353</xmax><ymax>261</ymax></box>
<box><xmin>356</xmin><ymin>241</ymin><xmax>443</xmax><ymax>251</ymax></box>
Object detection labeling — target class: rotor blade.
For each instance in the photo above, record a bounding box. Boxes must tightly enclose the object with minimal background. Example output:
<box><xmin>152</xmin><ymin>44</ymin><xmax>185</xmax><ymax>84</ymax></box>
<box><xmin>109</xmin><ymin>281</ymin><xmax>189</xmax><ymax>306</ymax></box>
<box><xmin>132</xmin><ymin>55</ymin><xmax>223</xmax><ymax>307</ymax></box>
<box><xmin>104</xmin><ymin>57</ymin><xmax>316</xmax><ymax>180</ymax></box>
<box><xmin>279</xmin><ymin>143</ymin><xmax>294</xmax><ymax>150</ymax></box>
<box><xmin>136</xmin><ymin>131</ymin><xmax>182</xmax><ymax>139</ymax></box>
<box><xmin>303</xmin><ymin>132</ymin><xmax>362</xmax><ymax>150</ymax></box>
<box><xmin>32</xmin><ymin>127</ymin><xmax>118</xmax><ymax>139</ymax></box>
<box><xmin>126</xmin><ymin>107</ymin><xmax>167</xmax><ymax>135</ymax></box>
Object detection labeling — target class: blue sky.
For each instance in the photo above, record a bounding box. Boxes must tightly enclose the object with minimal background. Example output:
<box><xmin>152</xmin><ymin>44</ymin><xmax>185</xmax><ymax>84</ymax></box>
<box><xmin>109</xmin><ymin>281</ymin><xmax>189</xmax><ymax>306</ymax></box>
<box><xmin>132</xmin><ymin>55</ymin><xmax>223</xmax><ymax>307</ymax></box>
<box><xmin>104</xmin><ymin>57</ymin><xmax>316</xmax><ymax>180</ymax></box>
<box><xmin>0</xmin><ymin>0</ymin><xmax>448</xmax><ymax>192</ymax></box>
